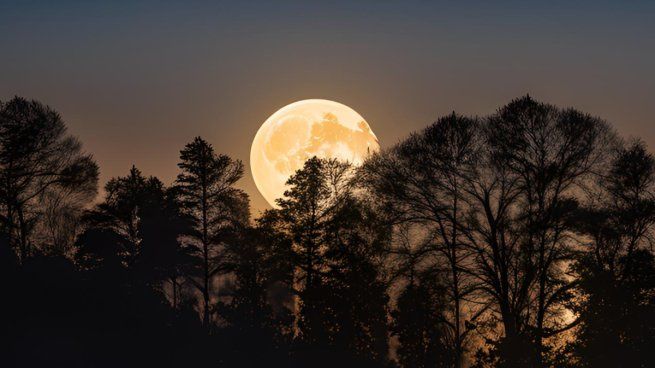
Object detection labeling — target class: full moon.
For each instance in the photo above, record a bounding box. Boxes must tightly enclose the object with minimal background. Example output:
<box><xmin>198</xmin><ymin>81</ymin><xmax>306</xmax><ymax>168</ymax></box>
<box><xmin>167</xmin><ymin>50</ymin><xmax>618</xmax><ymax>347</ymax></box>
<box><xmin>250</xmin><ymin>99</ymin><xmax>380</xmax><ymax>207</ymax></box>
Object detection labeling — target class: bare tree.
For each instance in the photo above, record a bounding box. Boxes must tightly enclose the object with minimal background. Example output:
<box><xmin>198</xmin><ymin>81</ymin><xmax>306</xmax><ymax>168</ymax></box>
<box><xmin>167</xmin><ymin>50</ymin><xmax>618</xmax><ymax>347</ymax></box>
<box><xmin>364</xmin><ymin>97</ymin><xmax>614</xmax><ymax>366</ymax></box>
<box><xmin>468</xmin><ymin>96</ymin><xmax>614</xmax><ymax>365</ymax></box>
<box><xmin>362</xmin><ymin>113</ymin><xmax>482</xmax><ymax>368</ymax></box>
<box><xmin>0</xmin><ymin>97</ymin><xmax>98</xmax><ymax>261</ymax></box>
<box><xmin>37</xmin><ymin>183</ymin><xmax>95</xmax><ymax>256</ymax></box>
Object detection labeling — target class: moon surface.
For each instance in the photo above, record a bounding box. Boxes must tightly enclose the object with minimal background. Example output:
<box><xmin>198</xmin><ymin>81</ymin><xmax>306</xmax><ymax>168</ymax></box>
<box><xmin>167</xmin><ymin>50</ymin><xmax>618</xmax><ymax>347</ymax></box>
<box><xmin>250</xmin><ymin>99</ymin><xmax>380</xmax><ymax>207</ymax></box>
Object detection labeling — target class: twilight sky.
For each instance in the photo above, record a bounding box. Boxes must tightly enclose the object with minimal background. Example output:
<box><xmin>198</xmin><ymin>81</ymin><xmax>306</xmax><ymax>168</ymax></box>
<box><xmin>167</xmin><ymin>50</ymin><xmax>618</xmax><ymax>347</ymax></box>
<box><xmin>1</xmin><ymin>0</ymin><xmax>654</xmax><ymax>214</ymax></box>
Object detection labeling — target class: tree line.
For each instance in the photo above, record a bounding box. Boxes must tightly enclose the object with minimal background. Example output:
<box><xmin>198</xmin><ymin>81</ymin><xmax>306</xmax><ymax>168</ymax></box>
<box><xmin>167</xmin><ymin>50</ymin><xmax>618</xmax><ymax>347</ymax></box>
<box><xmin>1</xmin><ymin>95</ymin><xmax>653</xmax><ymax>367</ymax></box>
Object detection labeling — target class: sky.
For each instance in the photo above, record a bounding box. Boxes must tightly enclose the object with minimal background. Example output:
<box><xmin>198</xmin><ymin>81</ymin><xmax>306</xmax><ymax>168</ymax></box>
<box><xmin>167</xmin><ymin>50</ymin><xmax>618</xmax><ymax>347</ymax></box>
<box><xmin>1</xmin><ymin>0</ymin><xmax>654</xmax><ymax>214</ymax></box>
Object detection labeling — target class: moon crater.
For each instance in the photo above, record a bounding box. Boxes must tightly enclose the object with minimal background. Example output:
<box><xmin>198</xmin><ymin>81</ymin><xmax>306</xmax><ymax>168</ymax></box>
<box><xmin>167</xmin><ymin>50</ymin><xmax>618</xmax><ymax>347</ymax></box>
<box><xmin>251</xmin><ymin>99</ymin><xmax>379</xmax><ymax>207</ymax></box>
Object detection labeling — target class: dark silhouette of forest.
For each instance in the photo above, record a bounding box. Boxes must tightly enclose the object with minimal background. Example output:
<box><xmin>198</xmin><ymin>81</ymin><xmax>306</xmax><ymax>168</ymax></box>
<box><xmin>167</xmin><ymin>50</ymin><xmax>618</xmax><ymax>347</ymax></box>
<box><xmin>1</xmin><ymin>95</ymin><xmax>653</xmax><ymax>368</ymax></box>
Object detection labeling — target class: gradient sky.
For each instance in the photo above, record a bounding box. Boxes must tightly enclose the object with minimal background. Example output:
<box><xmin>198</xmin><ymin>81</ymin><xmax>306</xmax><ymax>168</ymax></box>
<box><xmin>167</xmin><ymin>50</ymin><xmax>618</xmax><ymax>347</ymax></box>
<box><xmin>1</xmin><ymin>0</ymin><xmax>654</xmax><ymax>214</ymax></box>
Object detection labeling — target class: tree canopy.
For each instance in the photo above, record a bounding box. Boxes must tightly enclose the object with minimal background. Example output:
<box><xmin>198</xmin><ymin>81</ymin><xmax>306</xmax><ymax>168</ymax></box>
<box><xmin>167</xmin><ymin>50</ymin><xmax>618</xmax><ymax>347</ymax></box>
<box><xmin>1</xmin><ymin>95</ymin><xmax>653</xmax><ymax>368</ymax></box>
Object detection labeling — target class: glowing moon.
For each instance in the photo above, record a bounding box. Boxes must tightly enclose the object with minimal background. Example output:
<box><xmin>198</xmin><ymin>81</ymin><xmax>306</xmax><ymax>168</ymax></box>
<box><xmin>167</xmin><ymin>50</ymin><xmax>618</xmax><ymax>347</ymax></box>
<box><xmin>250</xmin><ymin>99</ymin><xmax>380</xmax><ymax>207</ymax></box>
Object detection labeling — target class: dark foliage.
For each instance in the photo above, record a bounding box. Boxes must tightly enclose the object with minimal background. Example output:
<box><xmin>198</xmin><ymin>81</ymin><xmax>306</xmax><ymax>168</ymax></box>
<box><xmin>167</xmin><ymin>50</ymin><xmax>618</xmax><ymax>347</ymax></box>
<box><xmin>569</xmin><ymin>142</ymin><xmax>655</xmax><ymax>368</ymax></box>
<box><xmin>1</xmin><ymin>96</ymin><xmax>654</xmax><ymax>368</ymax></box>
<box><xmin>392</xmin><ymin>274</ymin><xmax>453</xmax><ymax>368</ymax></box>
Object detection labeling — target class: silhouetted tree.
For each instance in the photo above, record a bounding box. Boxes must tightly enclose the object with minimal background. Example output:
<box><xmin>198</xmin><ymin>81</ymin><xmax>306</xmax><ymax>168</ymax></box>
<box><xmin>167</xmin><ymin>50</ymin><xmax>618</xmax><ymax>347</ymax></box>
<box><xmin>138</xmin><ymin>186</ymin><xmax>195</xmax><ymax>309</ymax></box>
<box><xmin>392</xmin><ymin>273</ymin><xmax>452</xmax><ymax>368</ymax></box>
<box><xmin>175</xmin><ymin>137</ymin><xmax>249</xmax><ymax>330</ymax></box>
<box><xmin>1</xmin><ymin>100</ymin><xmax>215</xmax><ymax>368</ymax></box>
<box><xmin>276</xmin><ymin>157</ymin><xmax>336</xmax><ymax>351</ymax></box>
<box><xmin>478</xmin><ymin>97</ymin><xmax>611</xmax><ymax>366</ymax></box>
<box><xmin>571</xmin><ymin>141</ymin><xmax>655</xmax><ymax>367</ymax></box>
<box><xmin>35</xmin><ymin>179</ymin><xmax>95</xmax><ymax>256</ymax></box>
<box><xmin>84</xmin><ymin>166</ymin><xmax>165</xmax><ymax>267</ymax></box>
<box><xmin>278</xmin><ymin>157</ymin><xmax>391</xmax><ymax>366</ymax></box>
<box><xmin>80</xmin><ymin>166</ymin><xmax>196</xmax><ymax>312</ymax></box>
<box><xmin>0</xmin><ymin>97</ymin><xmax>98</xmax><ymax>261</ymax></box>
<box><xmin>73</xmin><ymin>225</ymin><xmax>209</xmax><ymax>368</ymax></box>
<box><xmin>323</xmin><ymin>195</ymin><xmax>390</xmax><ymax>365</ymax></box>
<box><xmin>3</xmin><ymin>95</ymin><xmax>654</xmax><ymax>368</ymax></box>
<box><xmin>363</xmin><ymin>113</ymin><xmax>481</xmax><ymax>367</ymax></box>
<box><xmin>218</xmin><ymin>218</ymin><xmax>295</xmax><ymax>367</ymax></box>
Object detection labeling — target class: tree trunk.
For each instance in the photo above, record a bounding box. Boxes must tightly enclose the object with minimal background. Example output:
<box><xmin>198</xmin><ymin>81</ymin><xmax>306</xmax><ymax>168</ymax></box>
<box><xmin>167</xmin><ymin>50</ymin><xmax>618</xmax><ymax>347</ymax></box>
<box><xmin>17</xmin><ymin>206</ymin><xmax>28</xmax><ymax>261</ymax></box>
<box><xmin>201</xmin><ymin>164</ymin><xmax>211</xmax><ymax>332</ymax></box>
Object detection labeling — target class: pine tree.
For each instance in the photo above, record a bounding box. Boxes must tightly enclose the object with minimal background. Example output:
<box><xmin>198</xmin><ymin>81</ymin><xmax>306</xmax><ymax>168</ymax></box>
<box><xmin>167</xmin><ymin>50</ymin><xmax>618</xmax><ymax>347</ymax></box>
<box><xmin>175</xmin><ymin>137</ymin><xmax>249</xmax><ymax>330</ymax></box>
